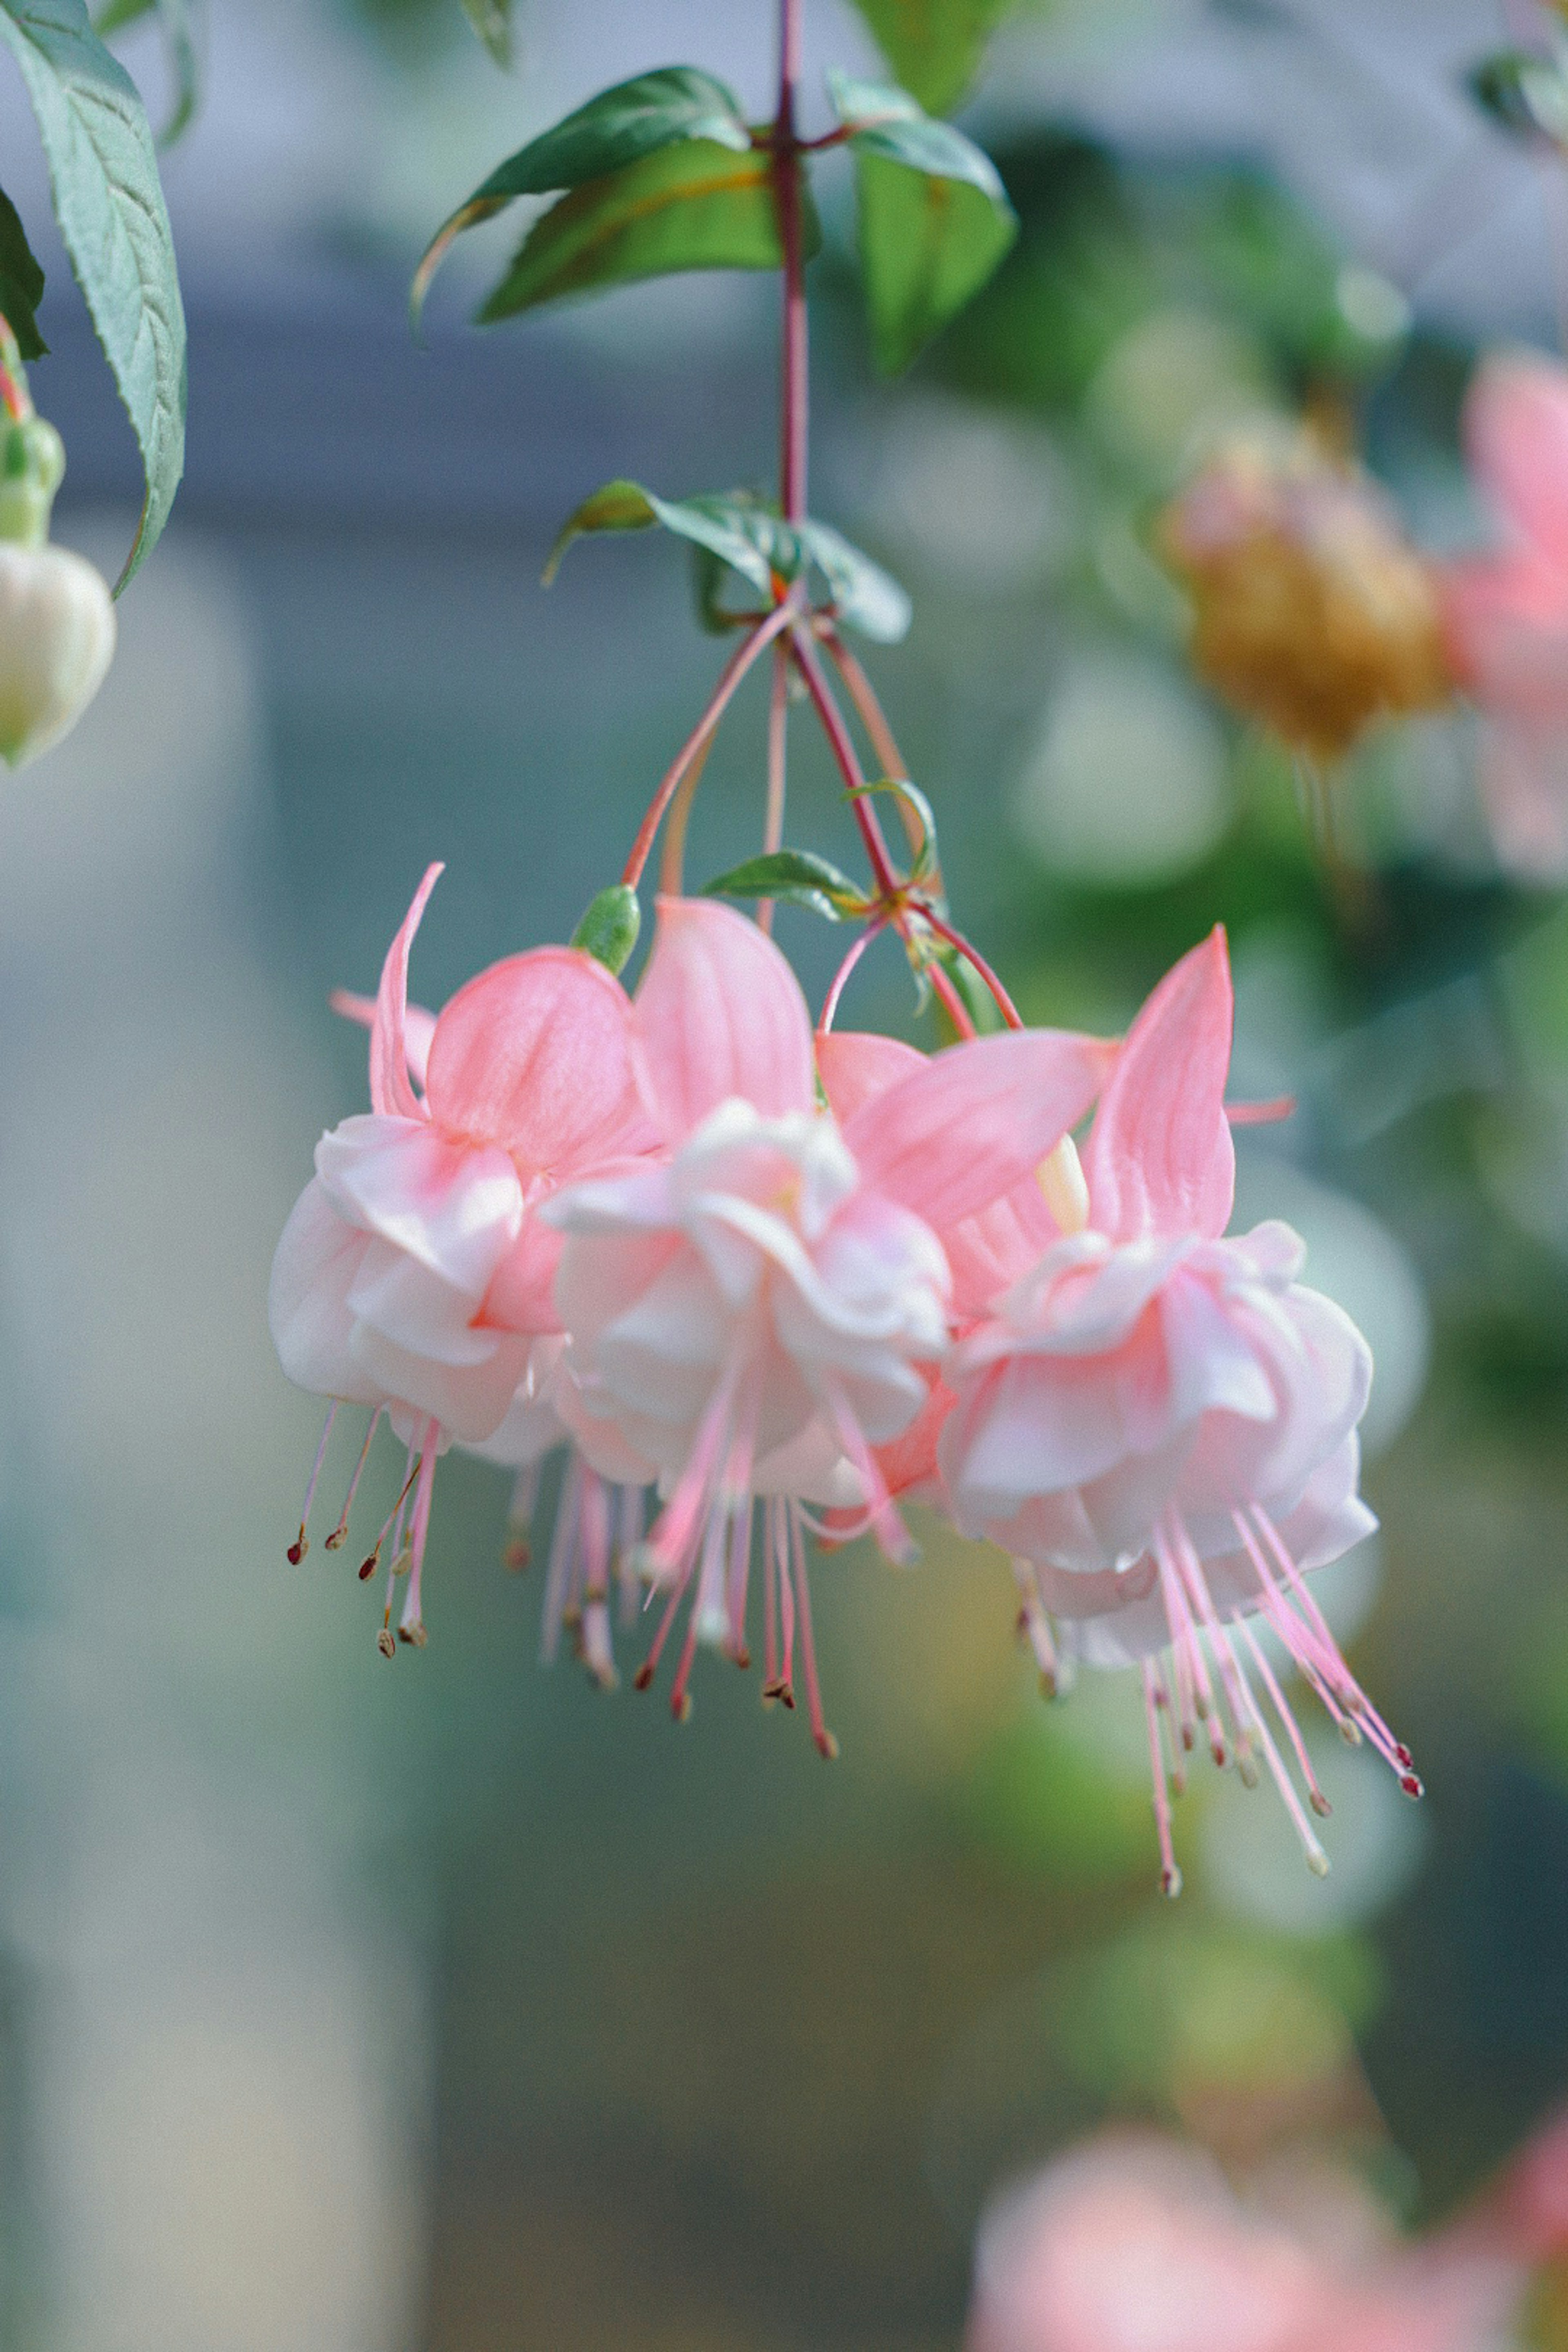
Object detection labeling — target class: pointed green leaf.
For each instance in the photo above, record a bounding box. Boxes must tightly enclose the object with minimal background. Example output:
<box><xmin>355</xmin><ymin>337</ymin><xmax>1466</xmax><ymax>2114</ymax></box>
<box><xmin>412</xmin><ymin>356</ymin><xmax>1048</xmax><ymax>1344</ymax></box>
<box><xmin>570</xmin><ymin>882</ymin><xmax>641</xmax><ymax>975</ymax></box>
<box><xmin>95</xmin><ymin>0</ymin><xmax>198</xmax><ymax>144</ymax></box>
<box><xmin>849</xmin><ymin>139</ymin><xmax>1015</xmax><ymax>374</ymax></box>
<box><xmin>0</xmin><ymin>188</ymin><xmax>46</xmax><ymax>358</ymax></box>
<box><xmin>843</xmin><ymin>0</ymin><xmax>1017</xmax><ymax>115</ymax></box>
<box><xmin>412</xmin><ymin>67</ymin><xmax>751</xmax><ymax>321</ymax></box>
<box><xmin>799</xmin><ymin>519</ymin><xmax>911</xmax><ymax>643</ymax></box>
<box><xmin>702</xmin><ymin>849</ymin><xmax>867</xmax><ymax>922</ymax></box>
<box><xmin>0</xmin><ymin>0</ymin><xmax>185</xmax><ymax>586</ymax></box>
<box><xmin>458</xmin><ymin>0</ymin><xmax>510</xmax><ymax>66</ymax></box>
<box><xmin>829</xmin><ymin>70</ymin><xmax>1015</xmax><ymax>374</ymax></box>
<box><xmin>542</xmin><ymin>478</ymin><xmax>659</xmax><ymax>582</ymax></box>
<box><xmin>543</xmin><ymin>477</ymin><xmax>791</xmax><ymax>601</ymax></box>
<box><xmin>828</xmin><ymin>69</ymin><xmax>1009</xmax><ymax>197</ymax></box>
<box><xmin>1468</xmin><ymin>49</ymin><xmax>1557</xmax><ymax>138</ymax></box>
<box><xmin>479</xmin><ymin>139</ymin><xmax>815</xmax><ymax>323</ymax></box>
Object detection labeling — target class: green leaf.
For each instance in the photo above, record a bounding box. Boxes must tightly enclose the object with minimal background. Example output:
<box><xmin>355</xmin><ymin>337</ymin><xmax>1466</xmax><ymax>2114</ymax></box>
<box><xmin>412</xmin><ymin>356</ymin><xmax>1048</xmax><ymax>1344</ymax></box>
<box><xmin>1468</xmin><ymin>49</ymin><xmax>1557</xmax><ymax>138</ymax></box>
<box><xmin>843</xmin><ymin>0</ymin><xmax>1017</xmax><ymax>115</ymax></box>
<box><xmin>479</xmin><ymin>138</ymin><xmax>813</xmax><ymax>324</ymax></box>
<box><xmin>458</xmin><ymin>0</ymin><xmax>510</xmax><ymax>66</ymax></box>
<box><xmin>0</xmin><ymin>0</ymin><xmax>185</xmax><ymax>587</ymax></box>
<box><xmin>0</xmin><ymin>187</ymin><xmax>46</xmax><ymax>358</ymax></box>
<box><xmin>828</xmin><ymin>68</ymin><xmax>1009</xmax><ymax>196</ymax></box>
<box><xmin>702</xmin><ymin>849</ymin><xmax>868</xmax><ymax>922</ymax></box>
<box><xmin>570</xmin><ymin>882</ymin><xmax>641</xmax><ymax>976</ymax></box>
<box><xmin>799</xmin><ymin>519</ymin><xmax>911</xmax><ymax>643</ymax></box>
<box><xmin>828</xmin><ymin>72</ymin><xmax>1015</xmax><ymax>374</ymax></box>
<box><xmin>412</xmin><ymin>65</ymin><xmax>751</xmax><ymax>322</ymax></box>
<box><xmin>545</xmin><ymin>479</ymin><xmax>913</xmax><ymax>644</ymax></box>
<box><xmin>543</xmin><ymin>478</ymin><xmax>788</xmax><ymax>600</ymax></box>
<box><xmin>95</xmin><ymin>0</ymin><xmax>198</xmax><ymax>145</ymax></box>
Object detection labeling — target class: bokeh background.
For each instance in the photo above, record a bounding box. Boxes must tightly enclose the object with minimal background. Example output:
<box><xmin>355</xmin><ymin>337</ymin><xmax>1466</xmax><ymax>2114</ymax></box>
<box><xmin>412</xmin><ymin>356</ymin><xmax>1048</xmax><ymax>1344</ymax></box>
<box><xmin>0</xmin><ymin>0</ymin><xmax>1562</xmax><ymax>2344</ymax></box>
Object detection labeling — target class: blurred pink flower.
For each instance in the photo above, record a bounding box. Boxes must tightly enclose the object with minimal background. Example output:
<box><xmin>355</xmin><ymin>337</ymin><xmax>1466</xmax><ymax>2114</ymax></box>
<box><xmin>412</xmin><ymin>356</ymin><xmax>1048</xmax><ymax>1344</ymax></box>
<box><xmin>967</xmin><ymin>2134</ymin><xmax>1524</xmax><ymax>2352</ymax></box>
<box><xmin>1440</xmin><ymin>350</ymin><xmax>1568</xmax><ymax>878</ymax></box>
<box><xmin>934</xmin><ymin>930</ymin><xmax>1410</xmax><ymax>1887</ymax></box>
<box><xmin>269</xmin><ymin>863</ymin><xmax>650</xmax><ymax>1644</ymax></box>
<box><xmin>544</xmin><ymin>896</ymin><xmax>1112</xmax><ymax>1743</ymax></box>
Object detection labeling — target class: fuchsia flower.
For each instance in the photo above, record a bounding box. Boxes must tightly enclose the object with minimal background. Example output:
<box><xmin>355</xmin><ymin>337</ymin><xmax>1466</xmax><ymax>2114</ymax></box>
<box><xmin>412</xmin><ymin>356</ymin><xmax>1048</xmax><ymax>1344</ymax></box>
<box><xmin>967</xmin><ymin>2132</ymin><xmax>1528</xmax><ymax>2352</ymax></box>
<box><xmin>268</xmin><ymin>863</ymin><xmax>650</xmax><ymax>1648</ymax></box>
<box><xmin>1440</xmin><ymin>350</ymin><xmax>1568</xmax><ymax>880</ymax></box>
<box><xmin>543</xmin><ymin>897</ymin><xmax>1113</xmax><ymax>1747</ymax></box>
<box><xmin>930</xmin><ymin>929</ymin><xmax>1413</xmax><ymax>1889</ymax></box>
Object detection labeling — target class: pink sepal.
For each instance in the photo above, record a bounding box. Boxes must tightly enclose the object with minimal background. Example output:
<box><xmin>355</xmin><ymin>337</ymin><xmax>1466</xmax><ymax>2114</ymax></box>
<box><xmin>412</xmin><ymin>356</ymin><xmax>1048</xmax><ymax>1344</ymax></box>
<box><xmin>331</xmin><ymin>989</ymin><xmax>436</xmax><ymax>1093</ymax></box>
<box><xmin>844</xmin><ymin>1027</ymin><xmax>1114</xmax><ymax>1236</ymax></box>
<box><xmin>815</xmin><ymin>1029</ymin><xmax>924</xmax><ymax>1126</ymax></box>
<box><xmin>633</xmin><ymin>898</ymin><xmax>816</xmax><ymax>1138</ymax></box>
<box><xmin>1085</xmin><ymin>928</ymin><xmax>1235</xmax><ymax>1243</ymax></box>
<box><xmin>425</xmin><ymin>945</ymin><xmax>644</xmax><ymax>1165</ymax></box>
<box><xmin>370</xmin><ymin>862</ymin><xmax>443</xmax><ymax>1120</ymax></box>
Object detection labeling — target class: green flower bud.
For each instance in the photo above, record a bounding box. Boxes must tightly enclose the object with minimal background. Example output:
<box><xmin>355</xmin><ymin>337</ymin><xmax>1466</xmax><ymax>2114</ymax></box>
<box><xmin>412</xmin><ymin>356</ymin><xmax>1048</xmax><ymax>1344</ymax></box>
<box><xmin>0</xmin><ymin>416</ymin><xmax>64</xmax><ymax>548</ymax></box>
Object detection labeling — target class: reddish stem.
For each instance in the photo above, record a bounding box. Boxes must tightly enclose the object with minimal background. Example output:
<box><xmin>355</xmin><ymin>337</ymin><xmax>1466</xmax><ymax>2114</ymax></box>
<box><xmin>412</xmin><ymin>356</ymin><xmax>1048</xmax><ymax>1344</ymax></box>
<box><xmin>758</xmin><ymin>642</ymin><xmax>790</xmax><ymax>935</ymax></box>
<box><xmin>927</xmin><ymin>956</ymin><xmax>978</xmax><ymax>1040</ymax></box>
<box><xmin>788</xmin><ymin>622</ymin><xmax>902</xmax><ymax>900</ymax></box>
<box><xmin>915</xmin><ymin>903</ymin><xmax>1025</xmax><ymax>1030</ymax></box>
<box><xmin>621</xmin><ymin>599</ymin><xmax>797</xmax><ymax>890</ymax></box>
<box><xmin>818</xmin><ymin>625</ymin><xmax>937</xmax><ymax>882</ymax></box>
<box><xmin>775</xmin><ymin>0</ymin><xmax>808</xmax><ymax>524</ymax></box>
<box><xmin>818</xmin><ymin>919</ymin><xmax>884</xmax><ymax>1035</ymax></box>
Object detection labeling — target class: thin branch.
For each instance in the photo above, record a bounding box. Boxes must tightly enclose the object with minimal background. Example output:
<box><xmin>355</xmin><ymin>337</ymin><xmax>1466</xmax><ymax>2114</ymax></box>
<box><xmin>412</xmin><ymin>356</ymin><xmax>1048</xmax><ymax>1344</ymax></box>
<box><xmin>621</xmin><ymin>599</ymin><xmax>797</xmax><ymax>891</ymax></box>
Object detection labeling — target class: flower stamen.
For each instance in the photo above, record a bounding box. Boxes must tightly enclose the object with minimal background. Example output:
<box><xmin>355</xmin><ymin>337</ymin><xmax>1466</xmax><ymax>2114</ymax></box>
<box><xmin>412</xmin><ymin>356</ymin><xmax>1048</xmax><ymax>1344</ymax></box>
<box><xmin>325</xmin><ymin>1407</ymin><xmax>380</xmax><ymax>1551</ymax></box>
<box><xmin>287</xmin><ymin>1400</ymin><xmax>337</xmax><ymax>1564</ymax></box>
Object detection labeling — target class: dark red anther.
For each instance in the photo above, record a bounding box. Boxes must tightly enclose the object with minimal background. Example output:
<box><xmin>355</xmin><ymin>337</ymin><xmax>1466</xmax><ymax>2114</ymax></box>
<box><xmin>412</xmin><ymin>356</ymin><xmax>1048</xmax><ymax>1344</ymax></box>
<box><xmin>1400</xmin><ymin>1771</ymin><xmax>1423</xmax><ymax>1798</ymax></box>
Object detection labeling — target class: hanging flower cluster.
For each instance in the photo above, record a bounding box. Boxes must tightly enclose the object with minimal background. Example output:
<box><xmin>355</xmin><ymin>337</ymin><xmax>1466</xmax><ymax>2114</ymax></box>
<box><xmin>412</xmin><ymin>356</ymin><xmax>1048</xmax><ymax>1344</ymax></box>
<box><xmin>266</xmin><ymin>22</ymin><xmax>1430</xmax><ymax>1898</ymax></box>
<box><xmin>270</xmin><ymin>866</ymin><xmax>1416</xmax><ymax>1888</ymax></box>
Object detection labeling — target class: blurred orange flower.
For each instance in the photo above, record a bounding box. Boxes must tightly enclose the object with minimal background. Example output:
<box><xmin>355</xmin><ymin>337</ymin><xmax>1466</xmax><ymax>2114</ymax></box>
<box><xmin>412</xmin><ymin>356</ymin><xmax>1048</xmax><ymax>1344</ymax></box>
<box><xmin>1160</xmin><ymin>432</ymin><xmax>1452</xmax><ymax>766</ymax></box>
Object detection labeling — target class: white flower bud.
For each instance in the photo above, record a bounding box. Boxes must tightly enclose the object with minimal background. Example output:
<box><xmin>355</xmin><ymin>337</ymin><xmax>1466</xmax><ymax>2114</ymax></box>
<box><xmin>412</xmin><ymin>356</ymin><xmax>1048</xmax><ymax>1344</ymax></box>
<box><xmin>0</xmin><ymin>541</ymin><xmax>116</xmax><ymax>769</ymax></box>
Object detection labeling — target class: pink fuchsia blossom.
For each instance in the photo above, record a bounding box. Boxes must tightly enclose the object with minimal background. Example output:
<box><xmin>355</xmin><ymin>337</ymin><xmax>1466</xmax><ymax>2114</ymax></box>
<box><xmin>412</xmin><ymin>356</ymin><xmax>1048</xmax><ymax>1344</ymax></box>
<box><xmin>268</xmin><ymin>864</ymin><xmax>650</xmax><ymax>1648</ymax></box>
<box><xmin>967</xmin><ymin>2132</ymin><xmax>1526</xmax><ymax>2352</ymax></box>
<box><xmin>543</xmin><ymin>896</ymin><xmax>1113</xmax><ymax>1747</ymax></box>
<box><xmin>1439</xmin><ymin>351</ymin><xmax>1568</xmax><ymax>879</ymax></box>
<box><xmin>936</xmin><ymin>928</ymin><xmax>1412</xmax><ymax>1889</ymax></box>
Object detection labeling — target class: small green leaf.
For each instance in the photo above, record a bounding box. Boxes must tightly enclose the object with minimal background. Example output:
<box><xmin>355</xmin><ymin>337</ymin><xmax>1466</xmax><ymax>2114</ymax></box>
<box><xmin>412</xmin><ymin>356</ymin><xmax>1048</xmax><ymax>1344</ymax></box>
<box><xmin>828</xmin><ymin>68</ymin><xmax>1009</xmax><ymax>197</ymax></box>
<box><xmin>543</xmin><ymin>477</ymin><xmax>791</xmax><ymax>601</ymax></box>
<box><xmin>542</xmin><ymin>477</ymin><xmax>659</xmax><ymax>582</ymax></box>
<box><xmin>412</xmin><ymin>66</ymin><xmax>751</xmax><ymax>322</ymax></box>
<box><xmin>799</xmin><ymin>519</ymin><xmax>911</xmax><ymax>643</ymax></box>
<box><xmin>95</xmin><ymin>0</ymin><xmax>198</xmax><ymax>145</ymax></box>
<box><xmin>702</xmin><ymin>849</ymin><xmax>867</xmax><ymax>922</ymax></box>
<box><xmin>843</xmin><ymin>0</ymin><xmax>1017</xmax><ymax>116</ymax></box>
<box><xmin>1468</xmin><ymin>49</ymin><xmax>1555</xmax><ymax>137</ymax></box>
<box><xmin>570</xmin><ymin>882</ymin><xmax>641</xmax><ymax>975</ymax></box>
<box><xmin>479</xmin><ymin>139</ymin><xmax>815</xmax><ymax>324</ymax></box>
<box><xmin>458</xmin><ymin>0</ymin><xmax>510</xmax><ymax>66</ymax></box>
<box><xmin>827</xmin><ymin>73</ymin><xmax>1015</xmax><ymax>374</ymax></box>
<box><xmin>0</xmin><ymin>188</ymin><xmax>46</xmax><ymax>358</ymax></box>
